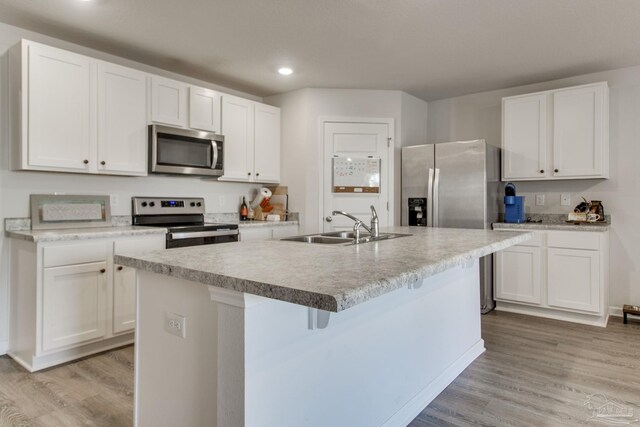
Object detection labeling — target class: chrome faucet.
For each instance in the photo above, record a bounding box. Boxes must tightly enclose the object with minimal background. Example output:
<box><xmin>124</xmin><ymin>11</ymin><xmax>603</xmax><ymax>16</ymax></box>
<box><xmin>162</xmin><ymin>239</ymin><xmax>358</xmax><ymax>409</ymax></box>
<box><xmin>332</xmin><ymin>205</ymin><xmax>380</xmax><ymax>241</ymax></box>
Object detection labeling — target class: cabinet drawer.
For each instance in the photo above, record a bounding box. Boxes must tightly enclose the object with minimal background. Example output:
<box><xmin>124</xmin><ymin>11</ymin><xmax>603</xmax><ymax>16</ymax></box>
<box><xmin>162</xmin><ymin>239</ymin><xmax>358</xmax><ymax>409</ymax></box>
<box><xmin>516</xmin><ymin>231</ymin><xmax>543</xmax><ymax>247</ymax></box>
<box><xmin>547</xmin><ymin>231</ymin><xmax>599</xmax><ymax>251</ymax></box>
<box><xmin>44</xmin><ymin>242</ymin><xmax>110</xmax><ymax>268</ymax></box>
<box><xmin>114</xmin><ymin>235</ymin><xmax>165</xmax><ymax>256</ymax></box>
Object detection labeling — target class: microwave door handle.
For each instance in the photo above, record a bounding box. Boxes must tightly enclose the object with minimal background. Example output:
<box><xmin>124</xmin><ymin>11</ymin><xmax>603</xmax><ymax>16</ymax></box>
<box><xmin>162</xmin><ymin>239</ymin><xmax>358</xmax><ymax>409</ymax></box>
<box><xmin>211</xmin><ymin>141</ymin><xmax>219</xmax><ymax>169</ymax></box>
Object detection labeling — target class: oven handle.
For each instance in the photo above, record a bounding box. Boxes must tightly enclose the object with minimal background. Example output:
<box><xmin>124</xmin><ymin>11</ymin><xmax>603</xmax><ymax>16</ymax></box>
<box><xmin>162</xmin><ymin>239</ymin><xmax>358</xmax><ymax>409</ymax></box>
<box><xmin>167</xmin><ymin>229</ymin><xmax>239</xmax><ymax>240</ymax></box>
<box><xmin>211</xmin><ymin>141</ymin><xmax>219</xmax><ymax>170</ymax></box>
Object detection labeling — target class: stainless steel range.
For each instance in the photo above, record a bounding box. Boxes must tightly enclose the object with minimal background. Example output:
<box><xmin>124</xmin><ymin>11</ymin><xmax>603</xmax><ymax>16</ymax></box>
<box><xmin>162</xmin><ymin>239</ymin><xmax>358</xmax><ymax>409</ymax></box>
<box><xmin>132</xmin><ymin>197</ymin><xmax>239</xmax><ymax>248</ymax></box>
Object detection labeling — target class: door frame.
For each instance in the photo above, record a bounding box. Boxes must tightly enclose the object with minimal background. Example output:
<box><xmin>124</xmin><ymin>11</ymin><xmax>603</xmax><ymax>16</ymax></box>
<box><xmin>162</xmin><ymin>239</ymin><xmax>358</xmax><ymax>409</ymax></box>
<box><xmin>317</xmin><ymin>116</ymin><xmax>395</xmax><ymax>232</ymax></box>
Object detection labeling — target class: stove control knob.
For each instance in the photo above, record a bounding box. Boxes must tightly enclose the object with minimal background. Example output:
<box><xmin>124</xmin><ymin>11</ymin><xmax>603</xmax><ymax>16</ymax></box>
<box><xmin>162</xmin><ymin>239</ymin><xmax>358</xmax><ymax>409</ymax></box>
<box><xmin>190</xmin><ymin>202</ymin><xmax>196</xmax><ymax>207</ymax></box>
<box><xmin>141</xmin><ymin>202</ymin><xmax>148</xmax><ymax>207</ymax></box>
<box><xmin>196</xmin><ymin>202</ymin><xmax>202</xmax><ymax>207</ymax></box>
<box><xmin>149</xmin><ymin>202</ymin><xmax>155</xmax><ymax>207</ymax></box>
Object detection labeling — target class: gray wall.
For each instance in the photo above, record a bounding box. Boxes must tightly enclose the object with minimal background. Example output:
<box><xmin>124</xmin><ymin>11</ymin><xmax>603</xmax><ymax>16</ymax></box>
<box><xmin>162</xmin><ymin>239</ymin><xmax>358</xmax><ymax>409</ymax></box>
<box><xmin>266</xmin><ymin>88</ymin><xmax>428</xmax><ymax>234</ymax></box>
<box><xmin>427</xmin><ymin>64</ymin><xmax>640</xmax><ymax>311</ymax></box>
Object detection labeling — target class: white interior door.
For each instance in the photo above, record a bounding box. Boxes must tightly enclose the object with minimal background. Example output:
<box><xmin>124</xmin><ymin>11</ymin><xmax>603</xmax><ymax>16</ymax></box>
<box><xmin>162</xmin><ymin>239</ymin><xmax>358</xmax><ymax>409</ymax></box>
<box><xmin>323</xmin><ymin>121</ymin><xmax>391</xmax><ymax>232</ymax></box>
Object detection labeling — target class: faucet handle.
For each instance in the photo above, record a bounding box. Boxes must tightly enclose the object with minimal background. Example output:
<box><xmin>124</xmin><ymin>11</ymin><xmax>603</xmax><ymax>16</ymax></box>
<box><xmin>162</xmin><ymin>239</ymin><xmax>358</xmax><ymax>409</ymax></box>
<box><xmin>370</xmin><ymin>205</ymin><xmax>378</xmax><ymax>219</ymax></box>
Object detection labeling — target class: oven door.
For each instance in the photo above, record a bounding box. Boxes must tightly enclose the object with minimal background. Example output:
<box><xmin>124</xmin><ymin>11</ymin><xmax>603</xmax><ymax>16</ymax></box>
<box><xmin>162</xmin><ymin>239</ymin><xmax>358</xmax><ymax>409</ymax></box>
<box><xmin>166</xmin><ymin>229</ymin><xmax>239</xmax><ymax>248</ymax></box>
<box><xmin>150</xmin><ymin>125</ymin><xmax>224</xmax><ymax>176</ymax></box>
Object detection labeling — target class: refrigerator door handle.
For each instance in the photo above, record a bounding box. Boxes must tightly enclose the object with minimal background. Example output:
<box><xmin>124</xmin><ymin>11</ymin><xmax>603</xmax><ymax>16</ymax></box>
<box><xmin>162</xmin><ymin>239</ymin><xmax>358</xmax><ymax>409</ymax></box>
<box><xmin>433</xmin><ymin>168</ymin><xmax>441</xmax><ymax>227</ymax></box>
<box><xmin>427</xmin><ymin>168</ymin><xmax>434</xmax><ymax>227</ymax></box>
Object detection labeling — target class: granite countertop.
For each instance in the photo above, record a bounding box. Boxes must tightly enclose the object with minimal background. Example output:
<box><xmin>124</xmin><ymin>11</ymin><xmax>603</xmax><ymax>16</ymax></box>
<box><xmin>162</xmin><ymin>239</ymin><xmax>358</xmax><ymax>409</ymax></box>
<box><xmin>6</xmin><ymin>226</ymin><xmax>168</xmax><ymax>243</ymax></box>
<box><xmin>493</xmin><ymin>213</ymin><xmax>611</xmax><ymax>232</ymax></box>
<box><xmin>115</xmin><ymin>226</ymin><xmax>531</xmax><ymax>312</ymax></box>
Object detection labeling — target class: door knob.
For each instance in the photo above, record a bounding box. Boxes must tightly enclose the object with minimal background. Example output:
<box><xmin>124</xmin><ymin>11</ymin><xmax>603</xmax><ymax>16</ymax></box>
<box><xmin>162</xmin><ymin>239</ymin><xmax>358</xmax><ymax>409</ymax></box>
<box><xmin>325</xmin><ymin>216</ymin><xmax>333</xmax><ymax>222</ymax></box>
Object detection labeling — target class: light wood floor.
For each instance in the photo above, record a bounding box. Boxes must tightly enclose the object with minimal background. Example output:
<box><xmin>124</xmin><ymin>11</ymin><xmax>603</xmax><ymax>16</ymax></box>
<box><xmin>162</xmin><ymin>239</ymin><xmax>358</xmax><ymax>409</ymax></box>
<box><xmin>0</xmin><ymin>312</ymin><xmax>639</xmax><ymax>426</ymax></box>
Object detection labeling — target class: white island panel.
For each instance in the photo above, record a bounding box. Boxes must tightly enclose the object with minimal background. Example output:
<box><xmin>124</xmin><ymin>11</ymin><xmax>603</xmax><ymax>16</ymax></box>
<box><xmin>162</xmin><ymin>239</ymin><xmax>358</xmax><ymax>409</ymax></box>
<box><xmin>135</xmin><ymin>261</ymin><xmax>483</xmax><ymax>427</ymax></box>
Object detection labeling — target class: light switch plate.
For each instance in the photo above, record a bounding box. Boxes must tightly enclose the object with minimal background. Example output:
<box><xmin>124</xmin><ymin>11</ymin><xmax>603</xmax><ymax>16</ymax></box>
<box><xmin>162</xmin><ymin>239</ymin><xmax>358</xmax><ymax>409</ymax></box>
<box><xmin>535</xmin><ymin>194</ymin><xmax>545</xmax><ymax>206</ymax></box>
<box><xmin>561</xmin><ymin>194</ymin><xmax>571</xmax><ymax>206</ymax></box>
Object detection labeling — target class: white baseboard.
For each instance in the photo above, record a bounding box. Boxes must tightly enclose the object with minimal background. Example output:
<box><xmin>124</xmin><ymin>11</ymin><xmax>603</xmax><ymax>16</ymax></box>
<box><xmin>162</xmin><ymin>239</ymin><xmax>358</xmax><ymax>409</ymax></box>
<box><xmin>0</xmin><ymin>341</ymin><xmax>7</xmax><ymax>356</ymax></box>
<box><xmin>382</xmin><ymin>339</ymin><xmax>486</xmax><ymax>427</ymax></box>
<box><xmin>609</xmin><ymin>306</ymin><xmax>623</xmax><ymax>317</ymax></box>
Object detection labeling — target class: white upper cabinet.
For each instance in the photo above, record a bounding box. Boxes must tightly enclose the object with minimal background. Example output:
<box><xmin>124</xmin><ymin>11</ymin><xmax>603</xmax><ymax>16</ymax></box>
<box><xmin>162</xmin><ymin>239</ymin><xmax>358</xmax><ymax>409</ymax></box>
<box><xmin>254</xmin><ymin>103</ymin><xmax>281</xmax><ymax>183</ymax></box>
<box><xmin>220</xmin><ymin>95</ymin><xmax>255</xmax><ymax>181</ymax></box>
<box><xmin>189</xmin><ymin>86</ymin><xmax>221</xmax><ymax>132</ymax></box>
<box><xmin>502</xmin><ymin>94</ymin><xmax>548</xmax><ymax>180</ymax></box>
<box><xmin>502</xmin><ymin>82</ymin><xmax>609</xmax><ymax>181</ymax></box>
<box><xmin>150</xmin><ymin>76</ymin><xmax>189</xmax><ymax>128</ymax></box>
<box><xmin>220</xmin><ymin>96</ymin><xmax>281</xmax><ymax>183</ymax></box>
<box><xmin>97</xmin><ymin>63</ymin><xmax>148</xmax><ymax>175</ymax></box>
<box><xmin>552</xmin><ymin>84</ymin><xmax>607</xmax><ymax>178</ymax></box>
<box><xmin>26</xmin><ymin>42</ymin><xmax>94</xmax><ymax>172</ymax></box>
<box><xmin>11</xmin><ymin>40</ymin><xmax>148</xmax><ymax>176</ymax></box>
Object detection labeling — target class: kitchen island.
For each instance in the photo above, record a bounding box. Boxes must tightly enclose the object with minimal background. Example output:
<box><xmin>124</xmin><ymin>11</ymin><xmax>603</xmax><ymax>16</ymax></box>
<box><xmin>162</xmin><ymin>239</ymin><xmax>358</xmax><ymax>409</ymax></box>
<box><xmin>116</xmin><ymin>226</ymin><xmax>530</xmax><ymax>427</ymax></box>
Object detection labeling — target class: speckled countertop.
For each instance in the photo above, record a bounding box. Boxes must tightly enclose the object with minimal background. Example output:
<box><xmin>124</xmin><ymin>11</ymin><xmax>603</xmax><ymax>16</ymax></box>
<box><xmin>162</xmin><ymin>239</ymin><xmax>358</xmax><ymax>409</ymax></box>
<box><xmin>493</xmin><ymin>213</ymin><xmax>611</xmax><ymax>232</ymax></box>
<box><xmin>5</xmin><ymin>226</ymin><xmax>168</xmax><ymax>243</ymax></box>
<box><xmin>115</xmin><ymin>227</ymin><xmax>531</xmax><ymax>312</ymax></box>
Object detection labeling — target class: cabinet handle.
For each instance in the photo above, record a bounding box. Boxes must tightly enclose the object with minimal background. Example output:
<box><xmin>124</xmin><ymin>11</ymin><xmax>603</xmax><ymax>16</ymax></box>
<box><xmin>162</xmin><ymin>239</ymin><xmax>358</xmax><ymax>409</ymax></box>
<box><xmin>117</xmin><ymin>266</ymin><xmax>123</xmax><ymax>271</ymax></box>
<box><xmin>100</xmin><ymin>161</ymin><xmax>106</xmax><ymax>166</ymax></box>
<box><xmin>554</xmin><ymin>168</ymin><xmax>559</xmax><ymax>173</ymax></box>
<box><xmin>540</xmin><ymin>169</ymin><xmax>544</xmax><ymax>173</ymax></box>
<box><xmin>100</xmin><ymin>268</ymin><xmax>106</xmax><ymax>274</ymax></box>
<box><xmin>83</xmin><ymin>159</ymin><xmax>89</xmax><ymax>165</ymax></box>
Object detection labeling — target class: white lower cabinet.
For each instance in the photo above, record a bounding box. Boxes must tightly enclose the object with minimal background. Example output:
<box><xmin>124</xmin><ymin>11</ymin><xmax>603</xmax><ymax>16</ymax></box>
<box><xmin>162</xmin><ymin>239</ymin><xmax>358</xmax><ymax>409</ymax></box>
<box><xmin>240</xmin><ymin>224</ymin><xmax>299</xmax><ymax>242</ymax></box>
<box><xmin>494</xmin><ymin>229</ymin><xmax>609</xmax><ymax>326</ymax></box>
<box><xmin>9</xmin><ymin>234</ymin><xmax>165</xmax><ymax>371</ymax></box>
<box><xmin>547</xmin><ymin>248</ymin><xmax>600</xmax><ymax>313</ymax></box>
<box><xmin>42</xmin><ymin>262</ymin><xmax>108</xmax><ymax>352</ymax></box>
<box><xmin>495</xmin><ymin>245</ymin><xmax>541</xmax><ymax>305</ymax></box>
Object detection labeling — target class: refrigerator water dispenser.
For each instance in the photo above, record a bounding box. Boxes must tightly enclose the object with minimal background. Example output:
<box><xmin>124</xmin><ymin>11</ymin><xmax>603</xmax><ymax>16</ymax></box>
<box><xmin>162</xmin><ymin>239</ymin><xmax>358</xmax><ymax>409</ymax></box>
<box><xmin>408</xmin><ymin>198</ymin><xmax>427</xmax><ymax>226</ymax></box>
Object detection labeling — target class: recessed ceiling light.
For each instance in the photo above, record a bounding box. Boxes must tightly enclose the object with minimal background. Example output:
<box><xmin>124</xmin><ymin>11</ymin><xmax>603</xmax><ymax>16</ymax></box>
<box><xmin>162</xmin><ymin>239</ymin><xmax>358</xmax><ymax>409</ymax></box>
<box><xmin>278</xmin><ymin>67</ymin><xmax>293</xmax><ymax>76</ymax></box>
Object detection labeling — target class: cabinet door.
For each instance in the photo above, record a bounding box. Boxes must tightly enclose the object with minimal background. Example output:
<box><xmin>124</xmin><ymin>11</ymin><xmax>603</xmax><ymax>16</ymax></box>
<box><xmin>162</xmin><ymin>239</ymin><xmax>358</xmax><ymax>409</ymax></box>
<box><xmin>502</xmin><ymin>94</ymin><xmax>548</xmax><ymax>180</ymax></box>
<box><xmin>150</xmin><ymin>76</ymin><xmax>188</xmax><ymax>127</ymax></box>
<box><xmin>239</xmin><ymin>228</ymin><xmax>273</xmax><ymax>242</ymax></box>
<box><xmin>253</xmin><ymin>103</ymin><xmax>281</xmax><ymax>183</ymax></box>
<box><xmin>112</xmin><ymin>265</ymin><xmax>137</xmax><ymax>334</ymax></box>
<box><xmin>28</xmin><ymin>43</ymin><xmax>94</xmax><ymax>172</ymax></box>
<box><xmin>220</xmin><ymin>95</ymin><xmax>254</xmax><ymax>181</ymax></box>
<box><xmin>113</xmin><ymin>236</ymin><xmax>165</xmax><ymax>334</ymax></box>
<box><xmin>552</xmin><ymin>84</ymin><xmax>606</xmax><ymax>178</ymax></box>
<box><xmin>189</xmin><ymin>87</ymin><xmax>221</xmax><ymax>132</ymax></box>
<box><xmin>42</xmin><ymin>262</ymin><xmax>108</xmax><ymax>352</ymax></box>
<box><xmin>547</xmin><ymin>248</ymin><xmax>600</xmax><ymax>313</ymax></box>
<box><xmin>495</xmin><ymin>245</ymin><xmax>541</xmax><ymax>304</ymax></box>
<box><xmin>271</xmin><ymin>225</ymin><xmax>300</xmax><ymax>239</ymax></box>
<box><xmin>97</xmin><ymin>63</ymin><xmax>147</xmax><ymax>175</ymax></box>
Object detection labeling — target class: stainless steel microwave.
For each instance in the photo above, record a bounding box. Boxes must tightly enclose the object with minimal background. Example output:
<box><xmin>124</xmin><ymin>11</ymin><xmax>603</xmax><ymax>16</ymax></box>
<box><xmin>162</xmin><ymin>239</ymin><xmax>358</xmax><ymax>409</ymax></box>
<box><xmin>149</xmin><ymin>125</ymin><xmax>224</xmax><ymax>177</ymax></box>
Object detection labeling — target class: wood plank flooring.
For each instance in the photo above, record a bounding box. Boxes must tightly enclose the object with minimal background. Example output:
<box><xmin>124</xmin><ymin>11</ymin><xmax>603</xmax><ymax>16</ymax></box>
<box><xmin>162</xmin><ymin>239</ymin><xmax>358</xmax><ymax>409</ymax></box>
<box><xmin>0</xmin><ymin>312</ymin><xmax>638</xmax><ymax>426</ymax></box>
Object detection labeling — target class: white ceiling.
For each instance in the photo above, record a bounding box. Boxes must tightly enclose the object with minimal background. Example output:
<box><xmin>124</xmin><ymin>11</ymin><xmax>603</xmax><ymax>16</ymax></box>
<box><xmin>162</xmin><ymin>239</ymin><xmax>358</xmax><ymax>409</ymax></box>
<box><xmin>1</xmin><ymin>0</ymin><xmax>639</xmax><ymax>101</ymax></box>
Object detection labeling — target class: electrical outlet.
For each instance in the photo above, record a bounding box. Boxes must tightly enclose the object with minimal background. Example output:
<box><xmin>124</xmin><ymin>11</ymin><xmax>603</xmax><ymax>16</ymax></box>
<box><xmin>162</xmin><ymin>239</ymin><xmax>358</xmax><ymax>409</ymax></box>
<box><xmin>165</xmin><ymin>312</ymin><xmax>186</xmax><ymax>338</ymax></box>
<box><xmin>535</xmin><ymin>194</ymin><xmax>545</xmax><ymax>206</ymax></box>
<box><xmin>561</xmin><ymin>194</ymin><xmax>571</xmax><ymax>206</ymax></box>
<box><xmin>111</xmin><ymin>194</ymin><xmax>119</xmax><ymax>207</ymax></box>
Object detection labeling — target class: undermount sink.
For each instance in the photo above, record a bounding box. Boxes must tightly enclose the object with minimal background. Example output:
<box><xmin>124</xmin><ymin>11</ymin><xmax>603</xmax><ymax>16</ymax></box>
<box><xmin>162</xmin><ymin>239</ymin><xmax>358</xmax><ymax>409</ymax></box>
<box><xmin>282</xmin><ymin>235</ymin><xmax>353</xmax><ymax>244</ymax></box>
<box><xmin>281</xmin><ymin>232</ymin><xmax>412</xmax><ymax>245</ymax></box>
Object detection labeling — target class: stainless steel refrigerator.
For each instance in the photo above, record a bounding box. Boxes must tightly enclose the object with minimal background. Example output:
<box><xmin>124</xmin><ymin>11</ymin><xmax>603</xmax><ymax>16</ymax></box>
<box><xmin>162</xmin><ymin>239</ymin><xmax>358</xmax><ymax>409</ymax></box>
<box><xmin>401</xmin><ymin>140</ymin><xmax>500</xmax><ymax>314</ymax></box>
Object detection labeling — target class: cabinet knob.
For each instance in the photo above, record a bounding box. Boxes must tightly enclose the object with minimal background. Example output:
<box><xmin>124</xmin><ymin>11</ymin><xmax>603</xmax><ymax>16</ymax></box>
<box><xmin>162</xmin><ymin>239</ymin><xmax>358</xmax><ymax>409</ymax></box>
<box><xmin>540</xmin><ymin>169</ymin><xmax>544</xmax><ymax>173</ymax></box>
<box><xmin>247</xmin><ymin>172</ymin><xmax>251</xmax><ymax>176</ymax></box>
<box><xmin>554</xmin><ymin>168</ymin><xmax>559</xmax><ymax>173</ymax></box>
<box><xmin>325</xmin><ymin>216</ymin><xmax>333</xmax><ymax>222</ymax></box>
<box><xmin>256</xmin><ymin>173</ymin><xmax>260</xmax><ymax>177</ymax></box>
<box><xmin>83</xmin><ymin>159</ymin><xmax>89</xmax><ymax>165</ymax></box>
<box><xmin>100</xmin><ymin>161</ymin><xmax>106</xmax><ymax>166</ymax></box>
<box><xmin>100</xmin><ymin>268</ymin><xmax>106</xmax><ymax>274</ymax></box>
<box><xmin>117</xmin><ymin>266</ymin><xmax>123</xmax><ymax>271</ymax></box>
